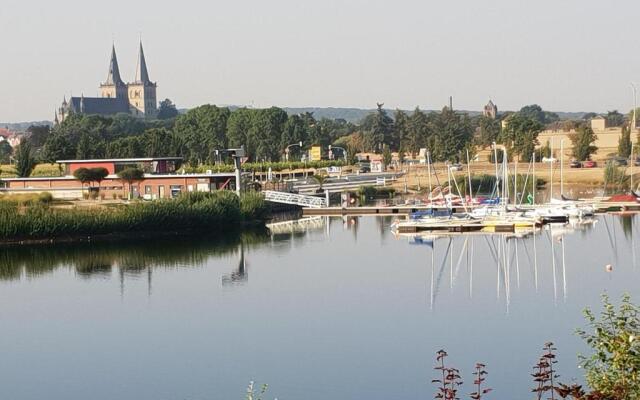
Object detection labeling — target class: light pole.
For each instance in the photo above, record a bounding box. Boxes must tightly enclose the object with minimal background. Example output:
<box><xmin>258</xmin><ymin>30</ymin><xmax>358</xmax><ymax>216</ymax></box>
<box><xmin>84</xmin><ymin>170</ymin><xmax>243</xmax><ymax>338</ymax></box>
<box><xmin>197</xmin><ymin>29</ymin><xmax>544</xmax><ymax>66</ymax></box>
<box><xmin>285</xmin><ymin>141</ymin><xmax>303</xmax><ymax>162</ymax></box>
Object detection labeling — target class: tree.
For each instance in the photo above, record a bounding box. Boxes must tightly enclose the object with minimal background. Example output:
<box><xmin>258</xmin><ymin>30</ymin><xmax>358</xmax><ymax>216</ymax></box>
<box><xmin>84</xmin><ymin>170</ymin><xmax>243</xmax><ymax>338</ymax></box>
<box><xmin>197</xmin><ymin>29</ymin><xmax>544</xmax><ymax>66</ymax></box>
<box><xmin>26</xmin><ymin>125</ymin><xmax>51</xmax><ymax>150</ymax></box>
<box><xmin>606</xmin><ymin>110</ymin><xmax>625</xmax><ymax>127</ymax></box>
<box><xmin>569</xmin><ymin>125</ymin><xmax>598</xmax><ymax>161</ymax></box>
<box><xmin>502</xmin><ymin>113</ymin><xmax>544</xmax><ymax>161</ymax></box>
<box><xmin>382</xmin><ymin>145</ymin><xmax>392</xmax><ymax>169</ymax></box>
<box><xmin>311</xmin><ymin>172</ymin><xmax>328</xmax><ymax>192</ymax></box>
<box><xmin>227</xmin><ymin>108</ymin><xmax>255</xmax><ymax>158</ymax></box>
<box><xmin>618</xmin><ymin>125</ymin><xmax>632</xmax><ymax>158</ymax></box>
<box><xmin>477</xmin><ymin>115</ymin><xmax>501</xmax><ymax>148</ymax></box>
<box><xmin>363</xmin><ymin>103</ymin><xmax>393</xmax><ymax>153</ymax></box>
<box><xmin>405</xmin><ymin>107</ymin><xmax>428</xmax><ymax>157</ymax></box>
<box><xmin>537</xmin><ymin>140</ymin><xmax>551</xmax><ymax>161</ymax></box>
<box><xmin>428</xmin><ymin>107</ymin><xmax>474</xmax><ymax>162</ymax></box>
<box><xmin>76</xmin><ymin>132</ymin><xmax>92</xmax><ymax>159</ymax></box>
<box><xmin>0</xmin><ymin>141</ymin><xmax>12</xmax><ymax>164</ymax></box>
<box><xmin>41</xmin><ymin>133</ymin><xmax>75</xmax><ymax>163</ymax></box>
<box><xmin>392</xmin><ymin>109</ymin><xmax>408</xmax><ymax>151</ymax></box>
<box><xmin>73</xmin><ymin>168</ymin><xmax>93</xmax><ymax>189</ymax></box>
<box><xmin>73</xmin><ymin>167</ymin><xmax>109</xmax><ymax>197</ymax></box>
<box><xmin>248</xmin><ymin>107</ymin><xmax>288</xmax><ymax>162</ymax></box>
<box><xmin>157</xmin><ymin>98</ymin><xmax>179</xmax><ymax>120</ymax></box>
<box><xmin>90</xmin><ymin>167</ymin><xmax>109</xmax><ymax>195</ymax></box>
<box><xmin>14</xmin><ymin>140</ymin><xmax>36</xmax><ymax>178</ymax></box>
<box><xmin>280</xmin><ymin>114</ymin><xmax>308</xmax><ymax>160</ymax></box>
<box><xmin>143</xmin><ymin>128</ymin><xmax>176</xmax><ymax>157</ymax></box>
<box><xmin>117</xmin><ymin>167</ymin><xmax>145</xmax><ymax>200</ymax></box>
<box><xmin>174</xmin><ymin>105</ymin><xmax>231</xmax><ymax>164</ymax></box>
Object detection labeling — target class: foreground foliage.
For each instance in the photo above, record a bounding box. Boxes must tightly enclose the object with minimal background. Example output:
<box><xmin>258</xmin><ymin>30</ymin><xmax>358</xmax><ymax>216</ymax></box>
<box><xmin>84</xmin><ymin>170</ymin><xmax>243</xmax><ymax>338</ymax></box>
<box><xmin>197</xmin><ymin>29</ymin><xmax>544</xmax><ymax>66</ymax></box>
<box><xmin>577</xmin><ymin>294</ymin><xmax>640</xmax><ymax>399</ymax></box>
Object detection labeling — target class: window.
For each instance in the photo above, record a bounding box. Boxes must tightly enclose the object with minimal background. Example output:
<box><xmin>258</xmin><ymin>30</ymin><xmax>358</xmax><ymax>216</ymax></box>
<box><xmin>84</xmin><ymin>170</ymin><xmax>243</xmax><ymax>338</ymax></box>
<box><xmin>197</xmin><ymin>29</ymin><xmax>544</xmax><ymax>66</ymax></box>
<box><xmin>170</xmin><ymin>185</ymin><xmax>183</xmax><ymax>198</ymax></box>
<box><xmin>144</xmin><ymin>185</ymin><xmax>152</xmax><ymax>195</ymax></box>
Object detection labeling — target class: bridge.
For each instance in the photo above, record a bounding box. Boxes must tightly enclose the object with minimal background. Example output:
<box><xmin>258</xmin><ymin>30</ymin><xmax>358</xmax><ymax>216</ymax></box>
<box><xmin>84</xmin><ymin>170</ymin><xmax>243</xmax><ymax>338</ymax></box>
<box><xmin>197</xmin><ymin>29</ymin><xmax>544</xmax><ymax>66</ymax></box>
<box><xmin>263</xmin><ymin>190</ymin><xmax>327</xmax><ymax>208</ymax></box>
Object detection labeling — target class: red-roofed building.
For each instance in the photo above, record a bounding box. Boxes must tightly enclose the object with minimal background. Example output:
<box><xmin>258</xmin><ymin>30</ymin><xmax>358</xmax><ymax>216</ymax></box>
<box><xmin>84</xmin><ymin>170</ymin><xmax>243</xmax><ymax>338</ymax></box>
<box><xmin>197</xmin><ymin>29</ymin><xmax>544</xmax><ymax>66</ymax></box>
<box><xmin>0</xmin><ymin>157</ymin><xmax>239</xmax><ymax>200</ymax></box>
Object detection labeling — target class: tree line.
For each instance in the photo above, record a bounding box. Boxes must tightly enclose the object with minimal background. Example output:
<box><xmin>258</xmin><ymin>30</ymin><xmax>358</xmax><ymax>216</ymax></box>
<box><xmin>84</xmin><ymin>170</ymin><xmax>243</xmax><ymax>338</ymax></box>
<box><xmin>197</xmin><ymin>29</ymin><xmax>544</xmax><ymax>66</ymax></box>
<box><xmin>10</xmin><ymin>102</ymin><xmax>640</xmax><ymax>178</ymax></box>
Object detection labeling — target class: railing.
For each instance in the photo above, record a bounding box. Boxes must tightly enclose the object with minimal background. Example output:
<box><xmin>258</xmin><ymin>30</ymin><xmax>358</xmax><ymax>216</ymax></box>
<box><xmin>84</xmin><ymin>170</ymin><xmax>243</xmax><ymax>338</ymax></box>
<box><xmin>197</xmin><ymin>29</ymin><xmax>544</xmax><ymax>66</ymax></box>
<box><xmin>263</xmin><ymin>190</ymin><xmax>327</xmax><ymax>208</ymax></box>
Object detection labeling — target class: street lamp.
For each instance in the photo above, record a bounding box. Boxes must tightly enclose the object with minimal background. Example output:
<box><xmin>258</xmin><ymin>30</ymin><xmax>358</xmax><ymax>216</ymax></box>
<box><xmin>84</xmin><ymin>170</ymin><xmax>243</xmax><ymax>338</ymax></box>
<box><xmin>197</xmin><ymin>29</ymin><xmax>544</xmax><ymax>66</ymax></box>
<box><xmin>285</xmin><ymin>141</ymin><xmax>303</xmax><ymax>162</ymax></box>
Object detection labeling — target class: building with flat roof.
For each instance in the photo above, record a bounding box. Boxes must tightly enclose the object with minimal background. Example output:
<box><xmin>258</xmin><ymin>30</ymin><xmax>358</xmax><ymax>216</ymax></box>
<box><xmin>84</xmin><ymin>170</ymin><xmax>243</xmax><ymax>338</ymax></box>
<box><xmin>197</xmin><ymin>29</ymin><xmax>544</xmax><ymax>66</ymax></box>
<box><xmin>1</xmin><ymin>157</ymin><xmax>238</xmax><ymax>200</ymax></box>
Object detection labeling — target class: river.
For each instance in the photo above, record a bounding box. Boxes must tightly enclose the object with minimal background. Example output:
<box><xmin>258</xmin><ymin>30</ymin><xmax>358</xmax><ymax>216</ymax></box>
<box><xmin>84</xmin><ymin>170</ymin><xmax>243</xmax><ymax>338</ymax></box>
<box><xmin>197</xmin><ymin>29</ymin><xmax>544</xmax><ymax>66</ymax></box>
<box><xmin>0</xmin><ymin>215</ymin><xmax>638</xmax><ymax>399</ymax></box>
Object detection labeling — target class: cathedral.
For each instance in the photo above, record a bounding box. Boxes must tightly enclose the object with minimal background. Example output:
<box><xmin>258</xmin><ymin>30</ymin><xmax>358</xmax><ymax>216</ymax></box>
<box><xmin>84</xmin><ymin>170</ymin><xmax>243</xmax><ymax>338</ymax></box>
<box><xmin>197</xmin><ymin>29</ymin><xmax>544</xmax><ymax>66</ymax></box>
<box><xmin>56</xmin><ymin>42</ymin><xmax>157</xmax><ymax>123</ymax></box>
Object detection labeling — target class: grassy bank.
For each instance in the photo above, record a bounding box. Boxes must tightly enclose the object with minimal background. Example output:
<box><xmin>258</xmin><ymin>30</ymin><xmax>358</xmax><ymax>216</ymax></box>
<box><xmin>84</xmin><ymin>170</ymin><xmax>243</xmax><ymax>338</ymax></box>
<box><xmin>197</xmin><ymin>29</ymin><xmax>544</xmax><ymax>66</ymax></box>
<box><xmin>0</xmin><ymin>191</ymin><xmax>270</xmax><ymax>243</ymax></box>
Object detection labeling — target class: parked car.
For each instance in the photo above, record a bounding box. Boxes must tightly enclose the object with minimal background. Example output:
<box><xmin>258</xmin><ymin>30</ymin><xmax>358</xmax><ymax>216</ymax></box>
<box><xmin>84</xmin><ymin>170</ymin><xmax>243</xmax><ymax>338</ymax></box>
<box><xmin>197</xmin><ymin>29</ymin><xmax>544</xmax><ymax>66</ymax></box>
<box><xmin>449</xmin><ymin>163</ymin><xmax>463</xmax><ymax>172</ymax></box>
<box><xmin>634</xmin><ymin>157</ymin><xmax>640</xmax><ymax>167</ymax></box>
<box><xmin>358</xmin><ymin>165</ymin><xmax>371</xmax><ymax>173</ymax></box>
<box><xmin>609</xmin><ymin>157</ymin><xmax>628</xmax><ymax>166</ymax></box>
<box><xmin>542</xmin><ymin>157</ymin><xmax>557</xmax><ymax>163</ymax></box>
<box><xmin>569</xmin><ymin>160</ymin><xmax>581</xmax><ymax>168</ymax></box>
<box><xmin>582</xmin><ymin>160</ymin><xmax>597</xmax><ymax>168</ymax></box>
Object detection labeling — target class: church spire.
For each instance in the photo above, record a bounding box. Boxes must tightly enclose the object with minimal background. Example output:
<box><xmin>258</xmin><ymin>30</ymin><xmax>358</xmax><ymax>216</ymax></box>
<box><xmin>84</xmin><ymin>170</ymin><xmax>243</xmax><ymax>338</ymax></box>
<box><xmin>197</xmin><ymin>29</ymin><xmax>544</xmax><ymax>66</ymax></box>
<box><xmin>105</xmin><ymin>44</ymin><xmax>125</xmax><ymax>86</ymax></box>
<box><xmin>134</xmin><ymin>41</ymin><xmax>151</xmax><ymax>84</ymax></box>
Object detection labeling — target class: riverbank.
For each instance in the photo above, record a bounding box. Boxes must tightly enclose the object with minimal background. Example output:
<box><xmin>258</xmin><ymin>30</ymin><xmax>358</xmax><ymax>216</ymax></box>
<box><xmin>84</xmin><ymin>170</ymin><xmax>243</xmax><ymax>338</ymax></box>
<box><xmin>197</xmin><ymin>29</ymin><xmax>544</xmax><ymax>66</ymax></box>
<box><xmin>0</xmin><ymin>191</ymin><xmax>270</xmax><ymax>245</ymax></box>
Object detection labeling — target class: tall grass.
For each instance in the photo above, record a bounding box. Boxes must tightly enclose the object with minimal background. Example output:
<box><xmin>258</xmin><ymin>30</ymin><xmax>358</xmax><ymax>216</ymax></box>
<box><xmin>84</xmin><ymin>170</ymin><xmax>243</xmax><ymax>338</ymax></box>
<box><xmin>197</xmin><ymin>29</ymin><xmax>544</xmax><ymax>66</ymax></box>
<box><xmin>603</xmin><ymin>161</ymin><xmax>629</xmax><ymax>194</ymax></box>
<box><xmin>0</xmin><ymin>192</ymin><xmax>53</xmax><ymax>206</ymax></box>
<box><xmin>0</xmin><ymin>191</ymin><xmax>270</xmax><ymax>241</ymax></box>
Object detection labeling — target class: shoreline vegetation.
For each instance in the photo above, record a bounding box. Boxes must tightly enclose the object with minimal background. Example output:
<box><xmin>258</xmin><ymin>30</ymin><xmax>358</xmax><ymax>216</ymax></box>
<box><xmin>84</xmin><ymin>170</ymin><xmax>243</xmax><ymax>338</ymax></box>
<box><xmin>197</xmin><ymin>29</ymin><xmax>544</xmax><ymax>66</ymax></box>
<box><xmin>0</xmin><ymin>191</ymin><xmax>270</xmax><ymax>246</ymax></box>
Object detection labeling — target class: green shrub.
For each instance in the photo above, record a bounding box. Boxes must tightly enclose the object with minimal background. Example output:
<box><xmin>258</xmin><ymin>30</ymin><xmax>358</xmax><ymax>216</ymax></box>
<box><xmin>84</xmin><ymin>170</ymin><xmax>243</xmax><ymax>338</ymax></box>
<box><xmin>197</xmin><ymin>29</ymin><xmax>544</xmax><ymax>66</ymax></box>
<box><xmin>0</xmin><ymin>190</ymin><xmax>268</xmax><ymax>241</ymax></box>
<box><xmin>577</xmin><ymin>294</ymin><xmax>640</xmax><ymax>399</ymax></box>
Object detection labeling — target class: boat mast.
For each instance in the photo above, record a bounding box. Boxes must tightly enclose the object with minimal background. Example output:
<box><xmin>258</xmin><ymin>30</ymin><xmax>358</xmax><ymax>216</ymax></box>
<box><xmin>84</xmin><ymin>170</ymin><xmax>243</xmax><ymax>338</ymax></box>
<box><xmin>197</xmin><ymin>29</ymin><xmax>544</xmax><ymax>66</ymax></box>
<box><xmin>427</xmin><ymin>151</ymin><xmax>433</xmax><ymax>202</ymax></box>
<box><xmin>493</xmin><ymin>142</ymin><xmax>499</xmax><ymax>201</ymax></box>
<box><xmin>466</xmin><ymin>149</ymin><xmax>473</xmax><ymax>203</ymax></box>
<box><xmin>560</xmin><ymin>139</ymin><xmax>564</xmax><ymax>197</ymax></box>
<box><xmin>532</xmin><ymin>155</ymin><xmax>536</xmax><ymax>205</ymax></box>
<box><xmin>503</xmin><ymin>146</ymin><xmax>509</xmax><ymax>212</ymax></box>
<box><xmin>550</xmin><ymin>137</ymin><xmax>554</xmax><ymax>201</ymax></box>
<box><xmin>514</xmin><ymin>156</ymin><xmax>518</xmax><ymax>205</ymax></box>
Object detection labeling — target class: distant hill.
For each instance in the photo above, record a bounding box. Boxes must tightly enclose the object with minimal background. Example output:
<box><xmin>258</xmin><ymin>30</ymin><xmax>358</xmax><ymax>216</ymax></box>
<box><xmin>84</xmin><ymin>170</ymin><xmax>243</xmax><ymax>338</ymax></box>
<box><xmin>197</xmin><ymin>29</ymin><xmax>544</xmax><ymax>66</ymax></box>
<box><xmin>282</xmin><ymin>107</ymin><xmax>589</xmax><ymax>123</ymax></box>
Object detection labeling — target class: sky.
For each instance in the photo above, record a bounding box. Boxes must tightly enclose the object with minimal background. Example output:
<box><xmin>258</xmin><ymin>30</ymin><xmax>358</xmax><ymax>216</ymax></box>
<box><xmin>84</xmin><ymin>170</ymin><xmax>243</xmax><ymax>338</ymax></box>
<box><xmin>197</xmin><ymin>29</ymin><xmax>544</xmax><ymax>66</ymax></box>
<box><xmin>1</xmin><ymin>0</ymin><xmax>640</xmax><ymax>122</ymax></box>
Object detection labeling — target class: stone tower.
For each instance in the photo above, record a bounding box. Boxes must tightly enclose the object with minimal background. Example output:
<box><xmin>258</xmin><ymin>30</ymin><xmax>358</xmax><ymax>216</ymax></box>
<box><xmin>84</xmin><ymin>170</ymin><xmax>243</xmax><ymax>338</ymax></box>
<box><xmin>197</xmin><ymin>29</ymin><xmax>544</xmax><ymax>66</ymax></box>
<box><xmin>100</xmin><ymin>45</ymin><xmax>128</xmax><ymax>100</ymax></box>
<box><xmin>127</xmin><ymin>41</ymin><xmax>157</xmax><ymax>118</ymax></box>
<box><xmin>483</xmin><ymin>100</ymin><xmax>498</xmax><ymax>119</ymax></box>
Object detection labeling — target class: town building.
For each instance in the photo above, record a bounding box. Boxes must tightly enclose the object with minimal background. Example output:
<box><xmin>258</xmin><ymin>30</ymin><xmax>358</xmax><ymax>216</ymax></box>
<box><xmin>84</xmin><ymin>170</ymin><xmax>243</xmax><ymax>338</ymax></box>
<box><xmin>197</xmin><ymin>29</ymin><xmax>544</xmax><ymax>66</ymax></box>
<box><xmin>590</xmin><ymin>115</ymin><xmax>608</xmax><ymax>131</ymax></box>
<box><xmin>0</xmin><ymin>157</ymin><xmax>237</xmax><ymax>200</ymax></box>
<box><xmin>56</xmin><ymin>41</ymin><xmax>158</xmax><ymax>122</ymax></box>
<box><xmin>483</xmin><ymin>100</ymin><xmax>498</xmax><ymax>119</ymax></box>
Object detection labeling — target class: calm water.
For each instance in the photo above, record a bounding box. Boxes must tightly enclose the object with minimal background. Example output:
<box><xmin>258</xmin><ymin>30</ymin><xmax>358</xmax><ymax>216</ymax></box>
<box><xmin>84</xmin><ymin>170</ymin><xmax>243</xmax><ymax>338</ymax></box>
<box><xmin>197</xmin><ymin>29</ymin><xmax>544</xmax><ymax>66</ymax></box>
<box><xmin>0</xmin><ymin>215</ymin><xmax>638</xmax><ymax>400</ymax></box>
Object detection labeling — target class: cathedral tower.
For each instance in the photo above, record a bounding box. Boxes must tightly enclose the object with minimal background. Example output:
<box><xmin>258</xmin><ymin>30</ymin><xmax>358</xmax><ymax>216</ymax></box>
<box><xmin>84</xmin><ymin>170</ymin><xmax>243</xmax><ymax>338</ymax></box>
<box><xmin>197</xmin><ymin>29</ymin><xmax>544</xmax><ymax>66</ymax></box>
<box><xmin>100</xmin><ymin>45</ymin><xmax>128</xmax><ymax>100</ymax></box>
<box><xmin>127</xmin><ymin>41</ymin><xmax>157</xmax><ymax>117</ymax></box>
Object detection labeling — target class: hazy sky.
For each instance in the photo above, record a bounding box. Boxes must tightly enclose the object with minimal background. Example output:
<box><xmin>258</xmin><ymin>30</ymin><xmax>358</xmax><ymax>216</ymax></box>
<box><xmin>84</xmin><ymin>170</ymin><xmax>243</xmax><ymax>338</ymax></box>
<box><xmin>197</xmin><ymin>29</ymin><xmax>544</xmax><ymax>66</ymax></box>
<box><xmin>2</xmin><ymin>0</ymin><xmax>640</xmax><ymax>122</ymax></box>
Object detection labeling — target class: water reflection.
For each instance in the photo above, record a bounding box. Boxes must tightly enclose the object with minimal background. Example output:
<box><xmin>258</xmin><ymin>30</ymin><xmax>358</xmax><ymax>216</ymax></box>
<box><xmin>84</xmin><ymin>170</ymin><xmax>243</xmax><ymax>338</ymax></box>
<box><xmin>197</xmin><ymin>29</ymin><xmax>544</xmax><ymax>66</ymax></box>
<box><xmin>0</xmin><ymin>229</ymin><xmax>270</xmax><ymax>282</ymax></box>
<box><xmin>0</xmin><ymin>214</ymin><xmax>638</xmax><ymax>400</ymax></box>
<box><xmin>408</xmin><ymin>217</ymin><xmax>617</xmax><ymax>314</ymax></box>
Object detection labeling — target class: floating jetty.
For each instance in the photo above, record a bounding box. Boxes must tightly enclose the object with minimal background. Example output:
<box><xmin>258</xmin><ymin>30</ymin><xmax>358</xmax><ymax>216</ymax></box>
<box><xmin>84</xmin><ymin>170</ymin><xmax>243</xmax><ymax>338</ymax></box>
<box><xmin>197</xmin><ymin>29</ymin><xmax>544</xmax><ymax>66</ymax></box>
<box><xmin>302</xmin><ymin>202</ymin><xmax>640</xmax><ymax>217</ymax></box>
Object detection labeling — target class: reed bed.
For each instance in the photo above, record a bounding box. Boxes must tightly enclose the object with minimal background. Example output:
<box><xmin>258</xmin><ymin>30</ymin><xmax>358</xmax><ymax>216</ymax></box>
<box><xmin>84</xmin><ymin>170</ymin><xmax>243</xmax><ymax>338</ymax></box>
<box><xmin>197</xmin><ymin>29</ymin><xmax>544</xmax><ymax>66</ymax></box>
<box><xmin>0</xmin><ymin>191</ymin><xmax>270</xmax><ymax>241</ymax></box>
